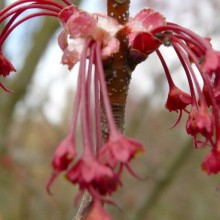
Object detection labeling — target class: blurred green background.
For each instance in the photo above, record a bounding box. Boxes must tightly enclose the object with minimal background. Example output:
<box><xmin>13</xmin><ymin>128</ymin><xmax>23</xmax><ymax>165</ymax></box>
<box><xmin>1</xmin><ymin>0</ymin><xmax>220</xmax><ymax>219</ymax></box>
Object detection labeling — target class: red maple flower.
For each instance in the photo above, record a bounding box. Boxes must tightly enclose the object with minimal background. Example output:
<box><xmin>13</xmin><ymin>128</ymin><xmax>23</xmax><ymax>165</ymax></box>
<box><xmin>66</xmin><ymin>151</ymin><xmax>117</xmax><ymax>196</ymax></box>
<box><xmin>46</xmin><ymin>135</ymin><xmax>77</xmax><ymax>194</ymax></box>
<box><xmin>165</xmin><ymin>84</ymin><xmax>192</xmax><ymax>113</ymax></box>
<box><xmin>99</xmin><ymin>131</ymin><xmax>144</xmax><ymax>169</ymax></box>
<box><xmin>52</xmin><ymin>137</ymin><xmax>76</xmax><ymax>172</ymax></box>
<box><xmin>0</xmin><ymin>51</ymin><xmax>16</xmax><ymax>92</ymax></box>
<box><xmin>201</xmin><ymin>150</ymin><xmax>220</xmax><ymax>174</ymax></box>
<box><xmin>186</xmin><ymin>106</ymin><xmax>214</xmax><ymax>148</ymax></box>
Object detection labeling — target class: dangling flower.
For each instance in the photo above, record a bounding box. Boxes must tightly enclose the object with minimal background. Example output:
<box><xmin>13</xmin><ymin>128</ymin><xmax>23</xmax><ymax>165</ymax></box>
<box><xmin>66</xmin><ymin>150</ymin><xmax>118</xmax><ymax>196</ymax></box>
<box><xmin>165</xmin><ymin>86</ymin><xmax>192</xmax><ymax>112</ymax></box>
<box><xmin>125</xmin><ymin>8</ymin><xmax>220</xmax><ymax>171</ymax></box>
<box><xmin>99</xmin><ymin>132</ymin><xmax>144</xmax><ymax>169</ymax></box>
<box><xmin>202</xmin><ymin>150</ymin><xmax>220</xmax><ymax>174</ymax></box>
<box><xmin>156</xmin><ymin>50</ymin><xmax>192</xmax><ymax>113</ymax></box>
<box><xmin>46</xmin><ymin>135</ymin><xmax>77</xmax><ymax>194</ymax></box>
<box><xmin>186</xmin><ymin>106</ymin><xmax>214</xmax><ymax>148</ymax></box>
<box><xmin>138</xmin><ymin>12</ymin><xmax>220</xmax><ymax>151</ymax></box>
<box><xmin>0</xmin><ymin>51</ymin><xmax>16</xmax><ymax>92</ymax></box>
<box><xmin>62</xmin><ymin>41</ymin><xmax>122</xmax><ymax>197</ymax></box>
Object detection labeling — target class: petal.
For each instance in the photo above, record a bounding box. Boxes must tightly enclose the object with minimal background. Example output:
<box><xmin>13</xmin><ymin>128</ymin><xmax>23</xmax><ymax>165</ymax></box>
<box><xmin>58</xmin><ymin>5</ymin><xmax>79</xmax><ymax>25</ymax></box>
<box><xmin>52</xmin><ymin>137</ymin><xmax>76</xmax><ymax>172</ymax></box>
<box><xmin>61</xmin><ymin>47</ymin><xmax>80</xmax><ymax>70</ymax></box>
<box><xmin>130</xmin><ymin>32</ymin><xmax>161</xmax><ymax>56</ymax></box>
<box><xmin>58</xmin><ymin>30</ymin><xmax>68</xmax><ymax>51</ymax></box>
<box><xmin>134</xmin><ymin>8</ymin><xmax>166</xmax><ymax>31</ymax></box>
<box><xmin>67</xmin><ymin>11</ymin><xmax>97</xmax><ymax>38</ymax></box>
<box><xmin>165</xmin><ymin>86</ymin><xmax>192</xmax><ymax>112</ymax></box>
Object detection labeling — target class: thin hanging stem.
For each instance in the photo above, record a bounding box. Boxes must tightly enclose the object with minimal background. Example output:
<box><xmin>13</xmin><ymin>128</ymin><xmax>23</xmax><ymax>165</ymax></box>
<box><xmin>96</xmin><ymin>42</ymin><xmax>118</xmax><ymax>133</ymax></box>
<box><xmin>0</xmin><ymin>0</ymin><xmax>64</xmax><ymax>17</ymax></box>
<box><xmin>156</xmin><ymin>50</ymin><xmax>175</xmax><ymax>88</ymax></box>
<box><xmin>94</xmin><ymin>52</ymin><xmax>103</xmax><ymax>151</ymax></box>
<box><xmin>0</xmin><ymin>12</ymin><xmax>58</xmax><ymax>46</ymax></box>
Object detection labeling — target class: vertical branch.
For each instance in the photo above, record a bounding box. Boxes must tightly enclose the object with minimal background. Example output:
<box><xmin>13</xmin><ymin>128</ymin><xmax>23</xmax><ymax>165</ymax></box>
<box><xmin>107</xmin><ymin>0</ymin><xmax>130</xmax><ymax>25</ymax></box>
<box><xmin>101</xmin><ymin>0</ymin><xmax>131</xmax><ymax>139</ymax></box>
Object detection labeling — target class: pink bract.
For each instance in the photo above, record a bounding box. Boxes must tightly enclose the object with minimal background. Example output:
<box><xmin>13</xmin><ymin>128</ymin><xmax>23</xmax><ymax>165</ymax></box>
<box><xmin>58</xmin><ymin>5</ymin><xmax>79</xmax><ymax>25</ymax></box>
<box><xmin>127</xmin><ymin>8</ymin><xmax>166</xmax><ymax>56</ymax></box>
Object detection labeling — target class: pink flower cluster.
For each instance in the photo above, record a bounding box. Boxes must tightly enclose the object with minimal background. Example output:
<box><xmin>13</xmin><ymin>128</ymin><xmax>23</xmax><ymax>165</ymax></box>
<box><xmin>150</xmin><ymin>22</ymin><xmax>220</xmax><ymax>174</ymax></box>
<box><xmin>1</xmin><ymin>0</ymin><xmax>220</xmax><ymax>218</ymax></box>
<box><xmin>45</xmin><ymin>39</ymin><xmax>144</xmax><ymax>220</ymax></box>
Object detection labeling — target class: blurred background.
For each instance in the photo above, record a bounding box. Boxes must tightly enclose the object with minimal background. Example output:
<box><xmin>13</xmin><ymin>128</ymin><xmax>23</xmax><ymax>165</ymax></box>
<box><xmin>1</xmin><ymin>0</ymin><xmax>220</xmax><ymax>219</ymax></box>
